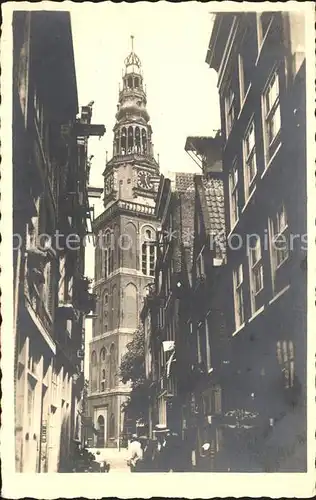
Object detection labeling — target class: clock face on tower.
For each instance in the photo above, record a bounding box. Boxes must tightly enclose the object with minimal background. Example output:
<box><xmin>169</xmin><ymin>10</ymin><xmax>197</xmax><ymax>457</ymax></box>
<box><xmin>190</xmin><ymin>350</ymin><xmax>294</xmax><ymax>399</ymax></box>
<box><xmin>137</xmin><ymin>170</ymin><xmax>153</xmax><ymax>190</ymax></box>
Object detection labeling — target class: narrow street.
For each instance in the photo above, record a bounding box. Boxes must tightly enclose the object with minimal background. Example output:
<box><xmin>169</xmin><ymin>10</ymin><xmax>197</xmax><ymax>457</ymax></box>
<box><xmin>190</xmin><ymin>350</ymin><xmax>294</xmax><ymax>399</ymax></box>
<box><xmin>88</xmin><ymin>448</ymin><xmax>130</xmax><ymax>472</ymax></box>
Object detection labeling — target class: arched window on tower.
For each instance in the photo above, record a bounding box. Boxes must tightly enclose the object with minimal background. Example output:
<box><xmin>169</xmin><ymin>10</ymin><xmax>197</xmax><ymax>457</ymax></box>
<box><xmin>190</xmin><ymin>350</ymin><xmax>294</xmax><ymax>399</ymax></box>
<box><xmin>109</xmin><ymin>248</ymin><xmax>114</xmax><ymax>274</ymax></box>
<box><xmin>134</xmin><ymin>77</ymin><xmax>139</xmax><ymax>88</ymax></box>
<box><xmin>104</xmin><ymin>249</ymin><xmax>109</xmax><ymax>279</ymax></box>
<box><xmin>103</xmin><ymin>292</ymin><xmax>109</xmax><ymax>330</ymax></box>
<box><xmin>127</xmin><ymin>76</ymin><xmax>133</xmax><ymax>89</ymax></box>
<box><xmin>114</xmin><ymin>131</ymin><xmax>119</xmax><ymax>156</ymax></box>
<box><xmin>121</xmin><ymin>128</ymin><xmax>127</xmax><ymax>155</ymax></box>
<box><xmin>128</xmin><ymin>126</ymin><xmax>133</xmax><ymax>154</ymax></box>
<box><xmin>91</xmin><ymin>351</ymin><xmax>97</xmax><ymax>392</ymax></box>
<box><xmin>101</xmin><ymin>368</ymin><xmax>106</xmax><ymax>392</ymax></box>
<box><xmin>109</xmin><ymin>343</ymin><xmax>116</xmax><ymax>388</ymax></box>
<box><xmin>142</xmin><ymin>129</ymin><xmax>147</xmax><ymax>154</ymax></box>
<box><xmin>142</xmin><ymin>228</ymin><xmax>156</xmax><ymax>277</ymax></box>
<box><xmin>135</xmin><ymin>127</ymin><xmax>141</xmax><ymax>154</ymax></box>
<box><xmin>110</xmin><ymin>284</ymin><xmax>118</xmax><ymax>330</ymax></box>
<box><xmin>104</xmin><ymin>231</ymin><xmax>113</xmax><ymax>278</ymax></box>
<box><xmin>100</xmin><ymin>348</ymin><xmax>106</xmax><ymax>362</ymax></box>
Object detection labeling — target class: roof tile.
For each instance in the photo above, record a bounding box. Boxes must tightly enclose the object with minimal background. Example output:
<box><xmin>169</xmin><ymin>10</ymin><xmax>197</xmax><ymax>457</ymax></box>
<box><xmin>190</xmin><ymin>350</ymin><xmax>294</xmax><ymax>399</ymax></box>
<box><xmin>202</xmin><ymin>177</ymin><xmax>226</xmax><ymax>259</ymax></box>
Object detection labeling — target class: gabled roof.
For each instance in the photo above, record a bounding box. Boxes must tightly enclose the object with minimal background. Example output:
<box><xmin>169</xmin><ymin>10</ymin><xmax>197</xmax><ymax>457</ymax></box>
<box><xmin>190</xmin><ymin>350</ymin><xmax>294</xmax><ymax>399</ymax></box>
<box><xmin>196</xmin><ymin>176</ymin><xmax>226</xmax><ymax>261</ymax></box>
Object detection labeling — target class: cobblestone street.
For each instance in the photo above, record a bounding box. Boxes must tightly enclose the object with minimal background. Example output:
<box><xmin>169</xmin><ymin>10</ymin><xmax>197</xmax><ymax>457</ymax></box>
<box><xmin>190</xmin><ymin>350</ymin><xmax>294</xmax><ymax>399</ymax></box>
<box><xmin>88</xmin><ymin>448</ymin><xmax>130</xmax><ymax>472</ymax></box>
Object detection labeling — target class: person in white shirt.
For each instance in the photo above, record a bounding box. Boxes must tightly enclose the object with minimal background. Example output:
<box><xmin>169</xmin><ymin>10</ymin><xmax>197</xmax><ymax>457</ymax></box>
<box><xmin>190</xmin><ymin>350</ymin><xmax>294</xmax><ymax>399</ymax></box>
<box><xmin>127</xmin><ymin>434</ymin><xmax>143</xmax><ymax>472</ymax></box>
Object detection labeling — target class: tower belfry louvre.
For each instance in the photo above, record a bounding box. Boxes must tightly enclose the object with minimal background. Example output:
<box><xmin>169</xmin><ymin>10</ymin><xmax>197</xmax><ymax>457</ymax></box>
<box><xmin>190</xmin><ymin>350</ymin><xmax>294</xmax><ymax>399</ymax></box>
<box><xmin>87</xmin><ymin>37</ymin><xmax>160</xmax><ymax>447</ymax></box>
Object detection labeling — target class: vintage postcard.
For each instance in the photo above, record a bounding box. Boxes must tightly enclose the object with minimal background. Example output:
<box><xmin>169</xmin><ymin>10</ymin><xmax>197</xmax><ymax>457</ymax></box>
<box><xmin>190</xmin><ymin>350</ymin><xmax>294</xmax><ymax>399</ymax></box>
<box><xmin>1</xmin><ymin>1</ymin><xmax>315</xmax><ymax>498</ymax></box>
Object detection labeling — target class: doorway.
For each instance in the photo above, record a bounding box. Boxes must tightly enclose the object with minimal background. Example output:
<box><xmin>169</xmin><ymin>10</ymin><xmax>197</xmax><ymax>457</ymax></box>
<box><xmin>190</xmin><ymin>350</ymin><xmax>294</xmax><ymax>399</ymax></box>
<box><xmin>96</xmin><ymin>415</ymin><xmax>105</xmax><ymax>448</ymax></box>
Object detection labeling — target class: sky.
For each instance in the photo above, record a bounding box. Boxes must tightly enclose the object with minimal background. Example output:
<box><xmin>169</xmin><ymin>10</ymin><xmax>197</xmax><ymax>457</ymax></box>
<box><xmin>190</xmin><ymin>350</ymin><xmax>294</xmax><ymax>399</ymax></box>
<box><xmin>70</xmin><ymin>2</ymin><xmax>221</xmax><ymax>375</ymax></box>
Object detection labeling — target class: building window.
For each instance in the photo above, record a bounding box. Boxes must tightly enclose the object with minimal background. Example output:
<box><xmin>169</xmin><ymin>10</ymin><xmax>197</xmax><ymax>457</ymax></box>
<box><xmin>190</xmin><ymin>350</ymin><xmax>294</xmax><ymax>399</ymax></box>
<box><xmin>249</xmin><ymin>237</ymin><xmax>264</xmax><ymax>312</ymax></box>
<box><xmin>233</xmin><ymin>264</ymin><xmax>244</xmax><ymax>329</ymax></box>
<box><xmin>104</xmin><ymin>249</ymin><xmax>109</xmax><ymax>279</ymax></box>
<box><xmin>91</xmin><ymin>351</ymin><xmax>97</xmax><ymax>365</ymax></box>
<box><xmin>205</xmin><ymin>318</ymin><xmax>211</xmax><ymax>372</ymax></box>
<box><xmin>196</xmin><ymin>247</ymin><xmax>205</xmax><ymax>279</ymax></box>
<box><xmin>263</xmin><ymin>70</ymin><xmax>281</xmax><ymax>162</ymax></box>
<box><xmin>103</xmin><ymin>231</ymin><xmax>114</xmax><ymax>278</ymax></box>
<box><xmin>142</xmin><ymin>229</ymin><xmax>156</xmax><ymax>276</ymax></box>
<box><xmin>258</xmin><ymin>12</ymin><xmax>274</xmax><ymax>47</ymax></box>
<box><xmin>27</xmin><ymin>378</ymin><xmax>36</xmax><ymax>427</ymax></box>
<box><xmin>197</xmin><ymin>324</ymin><xmax>202</xmax><ymax>364</ymax></box>
<box><xmin>225</xmin><ymin>87</ymin><xmax>236</xmax><ymax>137</ymax></box>
<box><xmin>269</xmin><ymin>204</ymin><xmax>289</xmax><ymax>270</ymax></box>
<box><xmin>109</xmin><ymin>344</ymin><xmax>116</xmax><ymax>388</ymax></box>
<box><xmin>243</xmin><ymin>120</ymin><xmax>257</xmax><ymax>200</ymax></box>
<box><xmin>159</xmin><ymin>306</ymin><xmax>165</xmax><ymax>329</ymax></box>
<box><xmin>276</xmin><ymin>340</ymin><xmax>295</xmax><ymax>390</ymax></box>
<box><xmin>238</xmin><ymin>22</ymin><xmax>257</xmax><ymax>104</ymax></box>
<box><xmin>101</xmin><ymin>369</ymin><xmax>106</xmax><ymax>392</ymax></box>
<box><xmin>229</xmin><ymin>160</ymin><xmax>239</xmax><ymax>229</ymax></box>
<box><xmin>91</xmin><ymin>350</ymin><xmax>97</xmax><ymax>392</ymax></box>
<box><xmin>101</xmin><ymin>348</ymin><xmax>106</xmax><ymax>362</ymax></box>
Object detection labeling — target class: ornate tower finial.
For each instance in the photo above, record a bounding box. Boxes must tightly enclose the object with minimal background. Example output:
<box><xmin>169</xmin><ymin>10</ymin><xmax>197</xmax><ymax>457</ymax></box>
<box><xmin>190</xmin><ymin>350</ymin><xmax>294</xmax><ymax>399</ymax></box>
<box><xmin>124</xmin><ymin>36</ymin><xmax>141</xmax><ymax>72</ymax></box>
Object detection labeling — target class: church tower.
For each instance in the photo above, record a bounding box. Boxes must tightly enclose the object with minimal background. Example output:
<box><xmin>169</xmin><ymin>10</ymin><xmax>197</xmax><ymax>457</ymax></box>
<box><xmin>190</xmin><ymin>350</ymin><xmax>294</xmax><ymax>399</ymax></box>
<box><xmin>88</xmin><ymin>37</ymin><xmax>160</xmax><ymax>448</ymax></box>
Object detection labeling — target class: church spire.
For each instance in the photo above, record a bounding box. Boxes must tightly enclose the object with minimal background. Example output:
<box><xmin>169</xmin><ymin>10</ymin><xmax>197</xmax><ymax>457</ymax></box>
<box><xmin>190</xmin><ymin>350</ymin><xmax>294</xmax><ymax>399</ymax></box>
<box><xmin>110</xmin><ymin>37</ymin><xmax>158</xmax><ymax>164</ymax></box>
<box><xmin>124</xmin><ymin>34</ymin><xmax>142</xmax><ymax>76</ymax></box>
<box><xmin>103</xmin><ymin>37</ymin><xmax>159</xmax><ymax>210</ymax></box>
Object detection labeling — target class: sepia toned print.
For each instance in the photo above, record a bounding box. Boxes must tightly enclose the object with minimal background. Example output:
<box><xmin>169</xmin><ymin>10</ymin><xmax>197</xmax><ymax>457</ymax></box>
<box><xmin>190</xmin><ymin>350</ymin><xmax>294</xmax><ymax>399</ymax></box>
<box><xmin>2</xmin><ymin>1</ymin><xmax>315</xmax><ymax>498</ymax></box>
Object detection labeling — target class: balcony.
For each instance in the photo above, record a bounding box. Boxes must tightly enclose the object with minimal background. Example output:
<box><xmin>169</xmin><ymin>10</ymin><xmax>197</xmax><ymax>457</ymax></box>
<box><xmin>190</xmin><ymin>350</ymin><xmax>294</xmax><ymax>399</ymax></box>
<box><xmin>93</xmin><ymin>199</ymin><xmax>156</xmax><ymax>231</ymax></box>
<box><xmin>107</xmin><ymin>152</ymin><xmax>158</xmax><ymax>168</ymax></box>
<box><xmin>119</xmin><ymin>87</ymin><xmax>146</xmax><ymax>102</ymax></box>
<box><xmin>117</xmin><ymin>199</ymin><xmax>155</xmax><ymax>216</ymax></box>
<box><xmin>57</xmin><ymin>300</ymin><xmax>76</xmax><ymax>320</ymax></box>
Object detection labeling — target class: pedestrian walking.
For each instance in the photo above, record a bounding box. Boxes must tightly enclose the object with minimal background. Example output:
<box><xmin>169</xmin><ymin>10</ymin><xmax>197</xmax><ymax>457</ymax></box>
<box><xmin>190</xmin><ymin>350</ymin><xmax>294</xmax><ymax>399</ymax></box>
<box><xmin>199</xmin><ymin>442</ymin><xmax>212</xmax><ymax>472</ymax></box>
<box><xmin>152</xmin><ymin>424</ymin><xmax>170</xmax><ymax>472</ymax></box>
<box><xmin>166</xmin><ymin>432</ymin><xmax>184</xmax><ymax>471</ymax></box>
<box><xmin>127</xmin><ymin>434</ymin><xmax>143</xmax><ymax>472</ymax></box>
<box><xmin>137</xmin><ymin>435</ymin><xmax>153</xmax><ymax>472</ymax></box>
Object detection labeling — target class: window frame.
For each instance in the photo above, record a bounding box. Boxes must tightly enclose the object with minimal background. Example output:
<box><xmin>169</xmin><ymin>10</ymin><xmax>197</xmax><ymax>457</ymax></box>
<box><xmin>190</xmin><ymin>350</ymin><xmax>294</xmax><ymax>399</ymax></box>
<box><xmin>269</xmin><ymin>204</ymin><xmax>289</xmax><ymax>272</ymax></box>
<box><xmin>196</xmin><ymin>246</ymin><xmax>206</xmax><ymax>279</ymax></box>
<box><xmin>257</xmin><ymin>12</ymin><xmax>275</xmax><ymax>51</ymax></box>
<box><xmin>249</xmin><ymin>237</ymin><xmax>264</xmax><ymax>314</ymax></box>
<box><xmin>205</xmin><ymin>317</ymin><xmax>212</xmax><ymax>373</ymax></box>
<box><xmin>263</xmin><ymin>69</ymin><xmax>281</xmax><ymax>164</ymax></box>
<box><xmin>233</xmin><ymin>263</ymin><xmax>244</xmax><ymax>329</ymax></box>
<box><xmin>229</xmin><ymin>159</ymin><xmax>239</xmax><ymax>229</ymax></box>
<box><xmin>225</xmin><ymin>86</ymin><xmax>236</xmax><ymax>138</ymax></box>
<box><xmin>243</xmin><ymin>119</ymin><xmax>257</xmax><ymax>200</ymax></box>
<box><xmin>142</xmin><ymin>232</ymin><xmax>156</xmax><ymax>277</ymax></box>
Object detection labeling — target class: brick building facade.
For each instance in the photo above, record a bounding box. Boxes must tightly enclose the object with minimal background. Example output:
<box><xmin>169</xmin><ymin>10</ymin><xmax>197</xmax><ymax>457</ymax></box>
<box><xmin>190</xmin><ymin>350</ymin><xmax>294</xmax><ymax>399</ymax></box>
<box><xmin>203</xmin><ymin>11</ymin><xmax>307</xmax><ymax>471</ymax></box>
<box><xmin>141</xmin><ymin>172</ymin><xmax>196</xmax><ymax>443</ymax></box>
<box><xmin>13</xmin><ymin>11</ymin><xmax>105</xmax><ymax>471</ymax></box>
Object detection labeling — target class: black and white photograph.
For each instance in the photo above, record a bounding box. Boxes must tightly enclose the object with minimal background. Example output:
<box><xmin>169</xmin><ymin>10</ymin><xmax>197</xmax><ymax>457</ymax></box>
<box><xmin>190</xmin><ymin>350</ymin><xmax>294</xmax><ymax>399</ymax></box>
<box><xmin>1</xmin><ymin>1</ymin><xmax>315</xmax><ymax>498</ymax></box>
